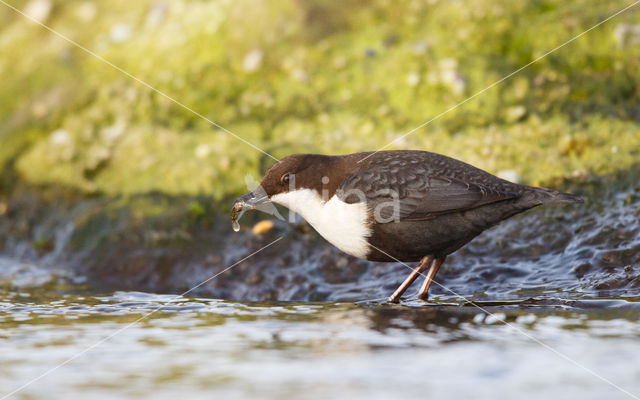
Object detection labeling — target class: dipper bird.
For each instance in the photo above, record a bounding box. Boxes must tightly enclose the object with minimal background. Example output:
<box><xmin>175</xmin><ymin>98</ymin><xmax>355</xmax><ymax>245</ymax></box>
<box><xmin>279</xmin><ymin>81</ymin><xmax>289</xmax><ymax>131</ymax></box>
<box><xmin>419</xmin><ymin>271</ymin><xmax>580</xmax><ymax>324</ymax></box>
<box><xmin>233</xmin><ymin>151</ymin><xmax>583</xmax><ymax>302</ymax></box>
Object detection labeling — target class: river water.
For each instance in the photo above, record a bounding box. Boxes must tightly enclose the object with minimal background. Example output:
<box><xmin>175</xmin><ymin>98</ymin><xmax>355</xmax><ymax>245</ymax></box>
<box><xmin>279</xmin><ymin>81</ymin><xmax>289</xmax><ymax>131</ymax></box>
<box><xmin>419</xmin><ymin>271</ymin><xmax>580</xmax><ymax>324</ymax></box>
<box><xmin>0</xmin><ymin>287</ymin><xmax>639</xmax><ymax>400</ymax></box>
<box><xmin>1</xmin><ymin>169</ymin><xmax>640</xmax><ymax>399</ymax></box>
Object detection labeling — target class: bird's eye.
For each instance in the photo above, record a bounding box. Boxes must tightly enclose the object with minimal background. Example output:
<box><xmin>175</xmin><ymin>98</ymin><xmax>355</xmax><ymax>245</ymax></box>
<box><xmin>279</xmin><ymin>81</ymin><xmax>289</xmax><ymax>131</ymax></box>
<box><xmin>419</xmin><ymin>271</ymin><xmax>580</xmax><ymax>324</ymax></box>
<box><xmin>280</xmin><ymin>173</ymin><xmax>290</xmax><ymax>185</ymax></box>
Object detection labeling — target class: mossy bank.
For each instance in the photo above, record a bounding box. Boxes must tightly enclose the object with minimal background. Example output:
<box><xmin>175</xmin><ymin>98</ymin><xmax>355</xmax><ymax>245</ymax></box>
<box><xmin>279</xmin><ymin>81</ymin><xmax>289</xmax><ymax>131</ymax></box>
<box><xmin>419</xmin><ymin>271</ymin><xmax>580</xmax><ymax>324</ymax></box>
<box><xmin>2</xmin><ymin>0</ymin><xmax>640</xmax><ymax>202</ymax></box>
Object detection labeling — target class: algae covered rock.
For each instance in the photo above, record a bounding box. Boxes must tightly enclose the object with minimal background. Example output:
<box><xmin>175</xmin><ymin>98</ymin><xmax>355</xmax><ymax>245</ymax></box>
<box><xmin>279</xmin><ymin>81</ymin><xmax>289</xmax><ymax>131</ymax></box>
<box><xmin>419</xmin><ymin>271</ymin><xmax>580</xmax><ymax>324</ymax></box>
<box><xmin>1</xmin><ymin>0</ymin><xmax>640</xmax><ymax>210</ymax></box>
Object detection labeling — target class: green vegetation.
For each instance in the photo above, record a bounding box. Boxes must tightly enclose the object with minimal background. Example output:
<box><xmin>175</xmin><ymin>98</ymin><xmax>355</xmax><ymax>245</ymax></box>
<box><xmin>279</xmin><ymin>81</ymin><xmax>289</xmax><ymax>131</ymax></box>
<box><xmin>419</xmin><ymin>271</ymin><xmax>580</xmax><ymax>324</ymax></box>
<box><xmin>2</xmin><ymin>0</ymin><xmax>640</xmax><ymax>207</ymax></box>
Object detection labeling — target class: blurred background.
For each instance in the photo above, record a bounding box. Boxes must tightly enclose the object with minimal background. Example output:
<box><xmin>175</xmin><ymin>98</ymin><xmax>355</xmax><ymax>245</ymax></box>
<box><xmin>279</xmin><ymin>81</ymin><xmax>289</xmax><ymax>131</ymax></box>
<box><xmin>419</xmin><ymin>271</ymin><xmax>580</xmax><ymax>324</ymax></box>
<box><xmin>2</xmin><ymin>0</ymin><xmax>640</xmax><ymax>198</ymax></box>
<box><xmin>1</xmin><ymin>1</ymin><xmax>640</xmax><ymax>399</ymax></box>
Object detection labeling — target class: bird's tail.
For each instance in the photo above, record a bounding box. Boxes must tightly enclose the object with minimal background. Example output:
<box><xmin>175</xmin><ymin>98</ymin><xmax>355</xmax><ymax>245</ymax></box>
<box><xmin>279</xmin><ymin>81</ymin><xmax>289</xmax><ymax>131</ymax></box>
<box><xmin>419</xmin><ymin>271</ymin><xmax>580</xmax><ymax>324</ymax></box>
<box><xmin>523</xmin><ymin>187</ymin><xmax>584</xmax><ymax>205</ymax></box>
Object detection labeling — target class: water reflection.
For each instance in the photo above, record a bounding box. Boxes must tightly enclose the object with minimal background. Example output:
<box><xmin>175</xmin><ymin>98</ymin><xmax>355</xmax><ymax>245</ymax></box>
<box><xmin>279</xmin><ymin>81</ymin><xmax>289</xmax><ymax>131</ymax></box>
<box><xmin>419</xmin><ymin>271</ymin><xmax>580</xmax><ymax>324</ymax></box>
<box><xmin>1</xmin><ymin>290</ymin><xmax>640</xmax><ymax>399</ymax></box>
<box><xmin>3</xmin><ymin>290</ymin><xmax>640</xmax><ymax>341</ymax></box>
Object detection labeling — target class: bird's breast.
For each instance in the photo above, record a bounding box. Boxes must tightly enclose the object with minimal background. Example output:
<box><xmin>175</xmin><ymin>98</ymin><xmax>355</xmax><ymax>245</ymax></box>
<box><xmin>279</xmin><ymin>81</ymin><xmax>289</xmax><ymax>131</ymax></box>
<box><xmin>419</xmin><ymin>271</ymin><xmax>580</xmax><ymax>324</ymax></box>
<box><xmin>270</xmin><ymin>189</ymin><xmax>372</xmax><ymax>259</ymax></box>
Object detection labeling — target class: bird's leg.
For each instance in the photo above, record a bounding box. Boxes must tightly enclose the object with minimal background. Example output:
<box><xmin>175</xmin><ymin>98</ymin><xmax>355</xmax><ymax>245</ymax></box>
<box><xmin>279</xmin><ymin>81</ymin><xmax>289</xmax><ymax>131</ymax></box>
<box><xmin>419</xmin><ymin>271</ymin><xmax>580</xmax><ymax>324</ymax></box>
<box><xmin>387</xmin><ymin>255</ymin><xmax>435</xmax><ymax>303</ymax></box>
<box><xmin>418</xmin><ymin>256</ymin><xmax>447</xmax><ymax>301</ymax></box>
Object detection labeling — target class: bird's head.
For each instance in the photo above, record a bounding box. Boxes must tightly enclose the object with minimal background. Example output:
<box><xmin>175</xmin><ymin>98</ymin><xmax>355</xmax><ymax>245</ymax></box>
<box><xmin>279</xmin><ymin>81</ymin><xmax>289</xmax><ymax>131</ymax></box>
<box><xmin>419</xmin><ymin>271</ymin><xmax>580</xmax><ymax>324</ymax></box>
<box><xmin>232</xmin><ymin>153</ymin><xmax>353</xmax><ymax>223</ymax></box>
<box><xmin>233</xmin><ymin>154</ymin><xmax>327</xmax><ymax>208</ymax></box>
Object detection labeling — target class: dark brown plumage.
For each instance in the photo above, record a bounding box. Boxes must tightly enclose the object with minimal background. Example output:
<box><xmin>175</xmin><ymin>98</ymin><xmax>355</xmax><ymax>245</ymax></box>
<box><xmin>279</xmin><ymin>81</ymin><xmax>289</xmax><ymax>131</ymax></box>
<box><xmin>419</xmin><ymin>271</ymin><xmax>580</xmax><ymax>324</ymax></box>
<box><xmin>234</xmin><ymin>150</ymin><xmax>583</xmax><ymax>302</ymax></box>
<box><xmin>340</xmin><ymin>151</ymin><xmax>581</xmax><ymax>262</ymax></box>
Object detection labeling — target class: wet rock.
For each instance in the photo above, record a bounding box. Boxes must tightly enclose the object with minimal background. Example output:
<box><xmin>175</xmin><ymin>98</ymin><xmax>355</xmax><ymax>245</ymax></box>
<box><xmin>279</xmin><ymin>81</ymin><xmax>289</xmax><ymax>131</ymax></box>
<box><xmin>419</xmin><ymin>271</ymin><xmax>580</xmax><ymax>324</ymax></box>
<box><xmin>245</xmin><ymin>272</ymin><xmax>263</xmax><ymax>285</ymax></box>
<box><xmin>593</xmin><ymin>266</ymin><xmax>640</xmax><ymax>290</ymax></box>
<box><xmin>33</xmin><ymin>237</ymin><xmax>54</xmax><ymax>254</ymax></box>
<box><xmin>573</xmin><ymin>263</ymin><xmax>592</xmax><ymax>278</ymax></box>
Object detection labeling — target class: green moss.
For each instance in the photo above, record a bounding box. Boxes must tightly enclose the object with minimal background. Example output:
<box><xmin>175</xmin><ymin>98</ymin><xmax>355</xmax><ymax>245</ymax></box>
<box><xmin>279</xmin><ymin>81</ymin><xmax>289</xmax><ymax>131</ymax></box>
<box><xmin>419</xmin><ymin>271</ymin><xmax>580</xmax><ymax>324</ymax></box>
<box><xmin>2</xmin><ymin>0</ymin><xmax>640</xmax><ymax>208</ymax></box>
<box><xmin>33</xmin><ymin>236</ymin><xmax>54</xmax><ymax>253</ymax></box>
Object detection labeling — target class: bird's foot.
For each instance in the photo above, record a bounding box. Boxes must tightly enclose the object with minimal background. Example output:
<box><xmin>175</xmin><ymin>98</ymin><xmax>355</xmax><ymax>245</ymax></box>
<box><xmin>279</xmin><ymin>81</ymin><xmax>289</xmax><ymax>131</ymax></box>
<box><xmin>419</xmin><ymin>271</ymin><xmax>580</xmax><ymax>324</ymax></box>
<box><xmin>387</xmin><ymin>294</ymin><xmax>401</xmax><ymax>303</ymax></box>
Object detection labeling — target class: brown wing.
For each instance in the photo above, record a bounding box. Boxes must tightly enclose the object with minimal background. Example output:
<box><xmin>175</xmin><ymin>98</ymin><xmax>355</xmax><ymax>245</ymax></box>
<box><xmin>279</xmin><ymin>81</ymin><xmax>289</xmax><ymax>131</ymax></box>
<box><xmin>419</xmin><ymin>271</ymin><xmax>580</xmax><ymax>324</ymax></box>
<box><xmin>337</xmin><ymin>166</ymin><xmax>519</xmax><ymax>222</ymax></box>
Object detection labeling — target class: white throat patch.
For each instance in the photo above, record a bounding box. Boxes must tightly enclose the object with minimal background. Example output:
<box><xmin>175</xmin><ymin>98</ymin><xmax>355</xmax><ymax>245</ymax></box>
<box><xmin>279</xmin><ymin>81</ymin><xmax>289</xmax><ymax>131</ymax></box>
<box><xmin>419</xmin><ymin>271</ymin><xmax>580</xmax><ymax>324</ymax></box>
<box><xmin>271</xmin><ymin>189</ymin><xmax>371</xmax><ymax>259</ymax></box>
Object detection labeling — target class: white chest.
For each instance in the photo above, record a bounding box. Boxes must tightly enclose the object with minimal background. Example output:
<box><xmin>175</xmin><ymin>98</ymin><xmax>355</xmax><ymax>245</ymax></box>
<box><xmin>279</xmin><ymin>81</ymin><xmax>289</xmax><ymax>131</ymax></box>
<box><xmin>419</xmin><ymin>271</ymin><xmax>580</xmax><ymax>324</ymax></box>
<box><xmin>270</xmin><ymin>189</ymin><xmax>371</xmax><ymax>259</ymax></box>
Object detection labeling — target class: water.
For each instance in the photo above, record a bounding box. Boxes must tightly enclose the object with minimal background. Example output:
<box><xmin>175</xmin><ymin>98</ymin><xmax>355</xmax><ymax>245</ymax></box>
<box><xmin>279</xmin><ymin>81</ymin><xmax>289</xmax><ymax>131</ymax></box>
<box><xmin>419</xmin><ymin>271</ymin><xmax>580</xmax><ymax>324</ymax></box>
<box><xmin>1</xmin><ymin>170</ymin><xmax>640</xmax><ymax>399</ymax></box>
<box><xmin>1</xmin><ymin>288</ymin><xmax>639</xmax><ymax>400</ymax></box>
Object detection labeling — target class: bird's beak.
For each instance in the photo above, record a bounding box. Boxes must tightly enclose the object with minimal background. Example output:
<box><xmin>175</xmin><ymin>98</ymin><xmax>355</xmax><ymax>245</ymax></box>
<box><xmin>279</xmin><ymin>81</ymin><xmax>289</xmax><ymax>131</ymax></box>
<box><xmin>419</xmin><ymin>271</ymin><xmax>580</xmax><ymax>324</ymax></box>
<box><xmin>231</xmin><ymin>186</ymin><xmax>285</xmax><ymax>230</ymax></box>
<box><xmin>232</xmin><ymin>191</ymin><xmax>269</xmax><ymax>212</ymax></box>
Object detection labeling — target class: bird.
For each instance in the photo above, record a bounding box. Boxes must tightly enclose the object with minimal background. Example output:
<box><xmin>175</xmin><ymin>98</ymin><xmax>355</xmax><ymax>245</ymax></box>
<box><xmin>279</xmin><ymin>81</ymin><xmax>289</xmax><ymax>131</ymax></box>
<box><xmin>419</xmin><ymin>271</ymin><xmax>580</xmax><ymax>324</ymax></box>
<box><xmin>232</xmin><ymin>150</ymin><xmax>583</xmax><ymax>303</ymax></box>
